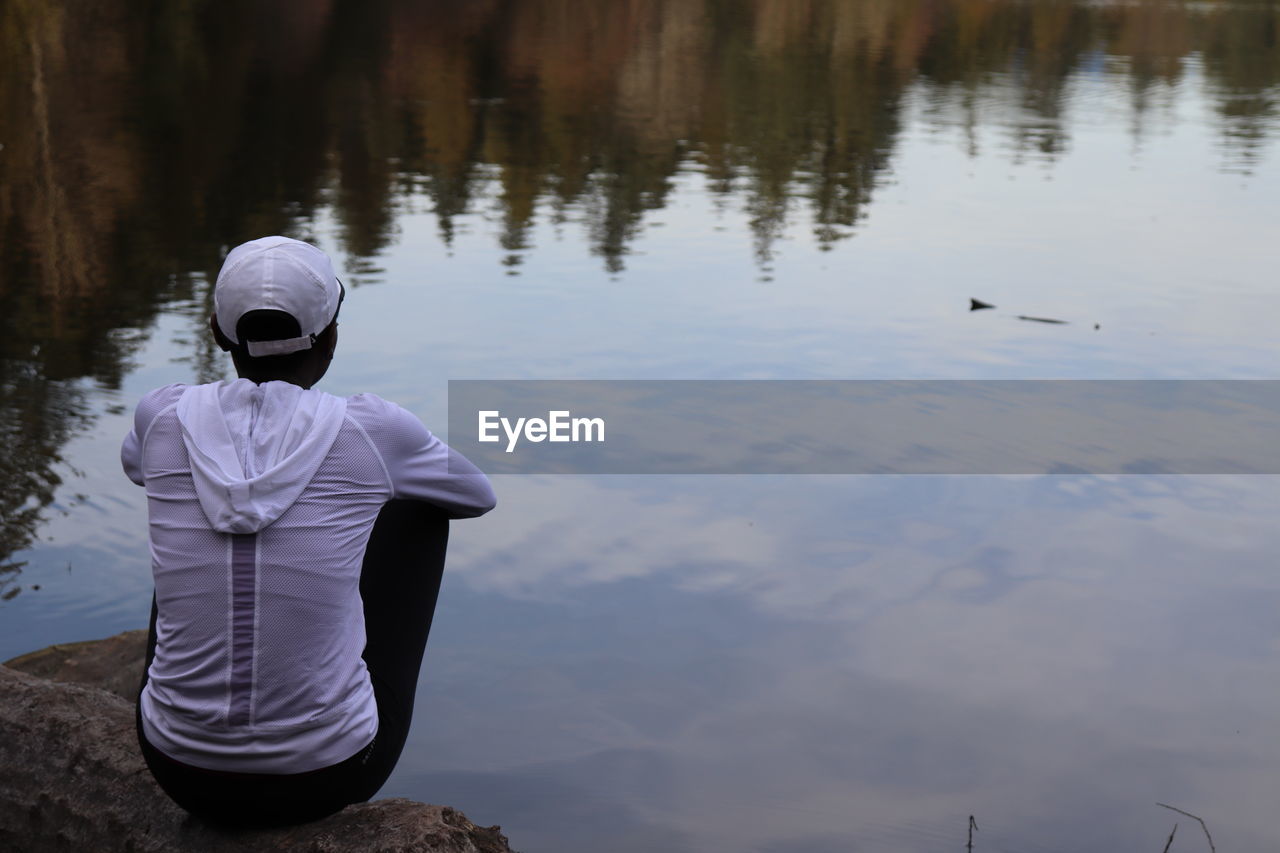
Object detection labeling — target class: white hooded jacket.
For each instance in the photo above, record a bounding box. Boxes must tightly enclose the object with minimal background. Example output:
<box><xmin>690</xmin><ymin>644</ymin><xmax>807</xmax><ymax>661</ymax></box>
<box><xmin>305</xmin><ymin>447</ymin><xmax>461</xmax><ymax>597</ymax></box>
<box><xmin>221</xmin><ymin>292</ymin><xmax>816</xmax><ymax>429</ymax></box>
<box><xmin>122</xmin><ymin>379</ymin><xmax>495</xmax><ymax>773</ymax></box>
<box><xmin>177</xmin><ymin>380</ymin><xmax>348</xmax><ymax>534</ymax></box>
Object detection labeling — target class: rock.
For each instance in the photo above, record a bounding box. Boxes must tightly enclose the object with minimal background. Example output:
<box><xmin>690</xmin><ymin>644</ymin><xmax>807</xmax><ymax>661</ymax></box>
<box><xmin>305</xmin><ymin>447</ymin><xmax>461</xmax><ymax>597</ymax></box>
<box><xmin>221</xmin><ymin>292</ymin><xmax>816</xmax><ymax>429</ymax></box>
<box><xmin>4</xmin><ymin>628</ymin><xmax>149</xmax><ymax>701</ymax></box>
<box><xmin>0</xmin><ymin>636</ymin><xmax>513</xmax><ymax>853</ymax></box>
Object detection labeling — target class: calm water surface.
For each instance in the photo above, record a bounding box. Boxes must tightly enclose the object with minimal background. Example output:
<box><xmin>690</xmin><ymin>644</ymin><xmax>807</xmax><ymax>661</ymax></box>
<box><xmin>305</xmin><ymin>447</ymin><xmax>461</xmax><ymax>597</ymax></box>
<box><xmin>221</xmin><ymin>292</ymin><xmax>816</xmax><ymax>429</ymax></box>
<box><xmin>4</xmin><ymin>2</ymin><xmax>1280</xmax><ymax>850</ymax></box>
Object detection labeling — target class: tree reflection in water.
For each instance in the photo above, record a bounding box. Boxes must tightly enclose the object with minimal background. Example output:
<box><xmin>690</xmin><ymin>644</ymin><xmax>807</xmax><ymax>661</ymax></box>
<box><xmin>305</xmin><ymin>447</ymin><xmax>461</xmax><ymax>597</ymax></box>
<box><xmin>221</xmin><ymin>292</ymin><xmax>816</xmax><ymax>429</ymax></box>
<box><xmin>1</xmin><ymin>0</ymin><xmax>1278</xmax><ymax>577</ymax></box>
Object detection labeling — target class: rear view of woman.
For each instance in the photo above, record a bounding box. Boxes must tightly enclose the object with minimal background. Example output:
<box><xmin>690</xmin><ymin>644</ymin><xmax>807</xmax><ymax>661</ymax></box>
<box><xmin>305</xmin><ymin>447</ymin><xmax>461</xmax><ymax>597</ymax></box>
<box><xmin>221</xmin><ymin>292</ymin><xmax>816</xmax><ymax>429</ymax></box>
<box><xmin>122</xmin><ymin>236</ymin><xmax>495</xmax><ymax>825</ymax></box>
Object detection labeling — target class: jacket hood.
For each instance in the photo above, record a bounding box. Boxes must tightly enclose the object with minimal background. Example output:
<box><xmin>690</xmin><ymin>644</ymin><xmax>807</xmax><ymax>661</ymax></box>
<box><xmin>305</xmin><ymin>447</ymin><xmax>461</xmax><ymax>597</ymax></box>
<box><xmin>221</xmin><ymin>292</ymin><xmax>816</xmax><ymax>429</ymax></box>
<box><xmin>176</xmin><ymin>379</ymin><xmax>347</xmax><ymax>533</ymax></box>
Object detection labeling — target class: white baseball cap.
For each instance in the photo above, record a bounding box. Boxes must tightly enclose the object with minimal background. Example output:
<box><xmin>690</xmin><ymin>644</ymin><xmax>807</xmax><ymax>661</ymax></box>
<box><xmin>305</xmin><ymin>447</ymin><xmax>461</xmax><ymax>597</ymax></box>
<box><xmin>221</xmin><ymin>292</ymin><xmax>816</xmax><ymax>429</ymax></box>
<box><xmin>214</xmin><ymin>236</ymin><xmax>343</xmax><ymax>357</ymax></box>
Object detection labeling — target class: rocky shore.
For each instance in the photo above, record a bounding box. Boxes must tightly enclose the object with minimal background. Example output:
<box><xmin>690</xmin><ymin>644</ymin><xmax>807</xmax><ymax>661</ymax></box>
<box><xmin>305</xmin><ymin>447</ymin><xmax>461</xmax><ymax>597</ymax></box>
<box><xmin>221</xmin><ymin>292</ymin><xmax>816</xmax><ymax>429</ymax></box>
<box><xmin>0</xmin><ymin>631</ymin><xmax>513</xmax><ymax>853</ymax></box>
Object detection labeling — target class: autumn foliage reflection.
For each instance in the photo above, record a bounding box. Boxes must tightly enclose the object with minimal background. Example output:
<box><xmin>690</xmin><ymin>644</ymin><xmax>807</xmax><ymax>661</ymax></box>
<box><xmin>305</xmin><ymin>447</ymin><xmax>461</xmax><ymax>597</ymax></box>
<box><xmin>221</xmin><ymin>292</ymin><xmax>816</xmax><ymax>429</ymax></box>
<box><xmin>1</xmin><ymin>0</ymin><xmax>1279</xmax><ymax>572</ymax></box>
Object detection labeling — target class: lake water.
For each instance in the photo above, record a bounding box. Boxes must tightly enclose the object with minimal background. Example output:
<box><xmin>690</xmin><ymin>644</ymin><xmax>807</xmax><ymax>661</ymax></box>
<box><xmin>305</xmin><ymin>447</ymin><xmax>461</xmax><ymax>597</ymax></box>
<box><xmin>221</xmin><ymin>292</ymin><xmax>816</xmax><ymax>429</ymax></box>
<box><xmin>3</xmin><ymin>1</ymin><xmax>1280</xmax><ymax>850</ymax></box>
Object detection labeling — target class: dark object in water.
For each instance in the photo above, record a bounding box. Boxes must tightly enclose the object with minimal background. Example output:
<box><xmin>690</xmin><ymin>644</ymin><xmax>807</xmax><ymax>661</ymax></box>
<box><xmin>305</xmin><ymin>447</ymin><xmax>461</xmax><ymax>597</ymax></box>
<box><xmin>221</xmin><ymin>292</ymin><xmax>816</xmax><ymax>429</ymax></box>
<box><xmin>971</xmin><ymin>299</ymin><xmax>1083</xmax><ymax>326</ymax></box>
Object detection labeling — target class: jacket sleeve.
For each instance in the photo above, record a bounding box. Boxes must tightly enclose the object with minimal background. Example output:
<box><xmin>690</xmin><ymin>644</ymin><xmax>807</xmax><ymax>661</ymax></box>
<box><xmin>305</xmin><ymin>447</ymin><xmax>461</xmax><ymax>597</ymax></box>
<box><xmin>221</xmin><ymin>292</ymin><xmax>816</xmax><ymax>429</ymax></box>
<box><xmin>363</xmin><ymin>397</ymin><xmax>497</xmax><ymax>518</ymax></box>
<box><xmin>121</xmin><ymin>384</ymin><xmax>186</xmax><ymax>486</ymax></box>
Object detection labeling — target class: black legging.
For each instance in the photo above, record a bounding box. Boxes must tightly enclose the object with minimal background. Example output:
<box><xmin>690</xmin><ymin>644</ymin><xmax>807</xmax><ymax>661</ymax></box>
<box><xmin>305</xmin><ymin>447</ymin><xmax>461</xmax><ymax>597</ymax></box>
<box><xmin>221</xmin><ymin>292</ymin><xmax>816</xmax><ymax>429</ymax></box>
<box><xmin>136</xmin><ymin>500</ymin><xmax>450</xmax><ymax>827</ymax></box>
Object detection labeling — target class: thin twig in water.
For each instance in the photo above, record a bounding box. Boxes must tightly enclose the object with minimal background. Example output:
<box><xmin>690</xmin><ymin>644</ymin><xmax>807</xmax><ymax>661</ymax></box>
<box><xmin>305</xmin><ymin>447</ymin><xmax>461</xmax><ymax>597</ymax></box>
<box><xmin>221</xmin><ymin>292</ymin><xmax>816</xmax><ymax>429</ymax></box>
<box><xmin>967</xmin><ymin>815</ymin><xmax>978</xmax><ymax>852</ymax></box>
<box><xmin>1162</xmin><ymin>823</ymin><xmax>1178</xmax><ymax>853</ymax></box>
<box><xmin>1157</xmin><ymin>803</ymin><xmax>1215</xmax><ymax>853</ymax></box>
